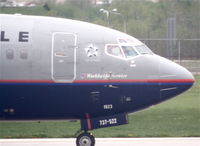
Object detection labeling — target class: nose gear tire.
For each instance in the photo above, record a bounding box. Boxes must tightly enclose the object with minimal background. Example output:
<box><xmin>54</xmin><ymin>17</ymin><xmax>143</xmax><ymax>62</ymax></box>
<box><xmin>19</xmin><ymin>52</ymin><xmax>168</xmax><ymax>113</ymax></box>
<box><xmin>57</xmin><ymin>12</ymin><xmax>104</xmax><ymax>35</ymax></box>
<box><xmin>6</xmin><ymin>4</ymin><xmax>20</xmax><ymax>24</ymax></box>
<box><xmin>76</xmin><ymin>132</ymin><xmax>95</xmax><ymax>146</ymax></box>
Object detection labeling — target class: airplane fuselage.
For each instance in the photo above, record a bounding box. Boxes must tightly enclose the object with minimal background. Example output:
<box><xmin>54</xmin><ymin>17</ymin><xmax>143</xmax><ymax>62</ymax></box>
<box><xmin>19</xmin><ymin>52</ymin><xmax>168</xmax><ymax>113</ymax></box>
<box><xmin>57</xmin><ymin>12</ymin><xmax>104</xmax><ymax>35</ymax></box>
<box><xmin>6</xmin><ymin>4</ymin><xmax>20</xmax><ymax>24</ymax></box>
<box><xmin>0</xmin><ymin>14</ymin><xmax>194</xmax><ymax>127</ymax></box>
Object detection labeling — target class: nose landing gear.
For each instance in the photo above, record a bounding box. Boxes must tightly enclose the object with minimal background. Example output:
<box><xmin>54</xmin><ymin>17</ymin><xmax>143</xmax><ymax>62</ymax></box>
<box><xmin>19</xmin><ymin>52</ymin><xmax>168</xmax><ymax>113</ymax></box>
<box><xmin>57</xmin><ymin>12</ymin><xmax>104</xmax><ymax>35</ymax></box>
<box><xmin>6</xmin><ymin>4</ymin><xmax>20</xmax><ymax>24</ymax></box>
<box><xmin>76</xmin><ymin>132</ymin><xmax>95</xmax><ymax>146</ymax></box>
<box><xmin>76</xmin><ymin>113</ymin><xmax>128</xmax><ymax>146</ymax></box>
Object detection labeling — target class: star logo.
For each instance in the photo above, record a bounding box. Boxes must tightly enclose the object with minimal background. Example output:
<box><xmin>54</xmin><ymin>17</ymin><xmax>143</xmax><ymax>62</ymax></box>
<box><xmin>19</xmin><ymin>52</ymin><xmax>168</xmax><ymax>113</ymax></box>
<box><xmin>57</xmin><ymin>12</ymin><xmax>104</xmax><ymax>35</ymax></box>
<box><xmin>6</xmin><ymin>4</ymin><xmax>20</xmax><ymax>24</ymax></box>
<box><xmin>85</xmin><ymin>44</ymin><xmax>98</xmax><ymax>57</ymax></box>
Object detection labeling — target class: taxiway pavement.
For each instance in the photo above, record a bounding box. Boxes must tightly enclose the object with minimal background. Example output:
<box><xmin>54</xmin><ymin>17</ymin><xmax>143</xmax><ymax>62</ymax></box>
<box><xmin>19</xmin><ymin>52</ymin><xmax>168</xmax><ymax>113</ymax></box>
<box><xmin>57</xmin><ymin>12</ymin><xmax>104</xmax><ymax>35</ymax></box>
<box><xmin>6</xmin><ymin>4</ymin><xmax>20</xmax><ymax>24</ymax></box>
<box><xmin>0</xmin><ymin>138</ymin><xmax>200</xmax><ymax>146</ymax></box>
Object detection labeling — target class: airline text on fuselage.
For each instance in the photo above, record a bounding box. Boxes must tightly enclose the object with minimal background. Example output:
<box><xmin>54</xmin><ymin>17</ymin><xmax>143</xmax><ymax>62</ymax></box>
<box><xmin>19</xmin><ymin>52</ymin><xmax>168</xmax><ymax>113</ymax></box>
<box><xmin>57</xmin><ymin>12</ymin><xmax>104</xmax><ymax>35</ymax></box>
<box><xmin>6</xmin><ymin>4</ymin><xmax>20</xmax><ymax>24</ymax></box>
<box><xmin>0</xmin><ymin>31</ymin><xmax>29</xmax><ymax>42</ymax></box>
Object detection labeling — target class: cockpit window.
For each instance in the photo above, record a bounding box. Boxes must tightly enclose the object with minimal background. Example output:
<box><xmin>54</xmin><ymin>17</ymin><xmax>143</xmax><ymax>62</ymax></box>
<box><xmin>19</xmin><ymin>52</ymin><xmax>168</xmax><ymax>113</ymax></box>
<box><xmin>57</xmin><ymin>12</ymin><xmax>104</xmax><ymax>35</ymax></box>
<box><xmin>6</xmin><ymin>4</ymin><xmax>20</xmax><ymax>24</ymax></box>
<box><xmin>106</xmin><ymin>44</ymin><xmax>140</xmax><ymax>59</ymax></box>
<box><xmin>106</xmin><ymin>45</ymin><xmax>124</xmax><ymax>58</ymax></box>
<box><xmin>118</xmin><ymin>39</ymin><xmax>127</xmax><ymax>43</ymax></box>
<box><xmin>121</xmin><ymin>46</ymin><xmax>138</xmax><ymax>58</ymax></box>
<box><xmin>135</xmin><ymin>45</ymin><xmax>153</xmax><ymax>55</ymax></box>
<box><xmin>106</xmin><ymin>38</ymin><xmax>153</xmax><ymax>60</ymax></box>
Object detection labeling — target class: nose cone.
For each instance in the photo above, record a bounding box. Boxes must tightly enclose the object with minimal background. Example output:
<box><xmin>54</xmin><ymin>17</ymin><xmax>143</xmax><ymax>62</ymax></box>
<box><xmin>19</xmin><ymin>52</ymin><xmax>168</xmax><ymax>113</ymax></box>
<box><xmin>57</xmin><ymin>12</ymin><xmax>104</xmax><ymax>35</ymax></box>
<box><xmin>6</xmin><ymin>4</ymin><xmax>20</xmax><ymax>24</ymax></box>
<box><xmin>158</xmin><ymin>55</ymin><xmax>195</xmax><ymax>100</ymax></box>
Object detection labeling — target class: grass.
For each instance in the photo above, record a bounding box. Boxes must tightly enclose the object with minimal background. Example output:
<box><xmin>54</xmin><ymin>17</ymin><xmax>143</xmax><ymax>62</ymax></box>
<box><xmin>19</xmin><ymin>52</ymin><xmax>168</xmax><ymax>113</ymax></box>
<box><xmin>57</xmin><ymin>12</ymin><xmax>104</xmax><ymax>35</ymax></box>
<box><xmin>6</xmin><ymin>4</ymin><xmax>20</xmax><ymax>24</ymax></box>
<box><xmin>0</xmin><ymin>76</ymin><xmax>199</xmax><ymax>138</ymax></box>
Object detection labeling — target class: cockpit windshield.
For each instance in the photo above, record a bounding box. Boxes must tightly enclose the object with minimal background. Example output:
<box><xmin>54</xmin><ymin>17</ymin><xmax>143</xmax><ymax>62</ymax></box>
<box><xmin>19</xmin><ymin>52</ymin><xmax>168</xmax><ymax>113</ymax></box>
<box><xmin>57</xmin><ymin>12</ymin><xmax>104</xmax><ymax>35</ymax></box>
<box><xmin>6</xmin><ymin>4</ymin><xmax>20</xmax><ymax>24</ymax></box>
<box><xmin>135</xmin><ymin>45</ymin><xmax>153</xmax><ymax>55</ymax></box>
<box><xmin>106</xmin><ymin>45</ymin><xmax>124</xmax><ymax>58</ymax></box>
<box><xmin>121</xmin><ymin>46</ymin><xmax>138</xmax><ymax>58</ymax></box>
<box><xmin>106</xmin><ymin>44</ymin><xmax>139</xmax><ymax>59</ymax></box>
<box><xmin>105</xmin><ymin>41</ymin><xmax>153</xmax><ymax>60</ymax></box>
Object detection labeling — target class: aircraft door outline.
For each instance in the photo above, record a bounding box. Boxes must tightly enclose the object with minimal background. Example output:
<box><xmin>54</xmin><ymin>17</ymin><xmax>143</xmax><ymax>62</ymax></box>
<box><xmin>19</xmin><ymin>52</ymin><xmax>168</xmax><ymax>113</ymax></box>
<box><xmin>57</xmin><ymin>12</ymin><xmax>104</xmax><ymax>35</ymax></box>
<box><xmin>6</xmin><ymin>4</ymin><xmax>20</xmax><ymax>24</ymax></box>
<box><xmin>51</xmin><ymin>32</ymin><xmax>77</xmax><ymax>82</ymax></box>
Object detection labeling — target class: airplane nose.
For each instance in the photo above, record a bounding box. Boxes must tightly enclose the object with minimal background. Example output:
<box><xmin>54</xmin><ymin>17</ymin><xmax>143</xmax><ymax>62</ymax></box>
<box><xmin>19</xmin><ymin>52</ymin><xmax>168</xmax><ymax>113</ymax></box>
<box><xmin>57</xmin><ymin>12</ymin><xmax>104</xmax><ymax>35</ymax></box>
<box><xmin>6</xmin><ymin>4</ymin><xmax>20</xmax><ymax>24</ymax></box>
<box><xmin>158</xmin><ymin>55</ymin><xmax>195</xmax><ymax>100</ymax></box>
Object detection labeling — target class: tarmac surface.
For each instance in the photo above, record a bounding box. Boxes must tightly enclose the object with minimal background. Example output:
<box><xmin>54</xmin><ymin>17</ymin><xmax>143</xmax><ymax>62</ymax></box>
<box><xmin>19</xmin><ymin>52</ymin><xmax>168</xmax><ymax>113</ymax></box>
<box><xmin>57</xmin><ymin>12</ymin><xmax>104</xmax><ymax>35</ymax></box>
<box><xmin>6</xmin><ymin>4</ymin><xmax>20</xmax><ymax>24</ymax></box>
<box><xmin>0</xmin><ymin>138</ymin><xmax>200</xmax><ymax>146</ymax></box>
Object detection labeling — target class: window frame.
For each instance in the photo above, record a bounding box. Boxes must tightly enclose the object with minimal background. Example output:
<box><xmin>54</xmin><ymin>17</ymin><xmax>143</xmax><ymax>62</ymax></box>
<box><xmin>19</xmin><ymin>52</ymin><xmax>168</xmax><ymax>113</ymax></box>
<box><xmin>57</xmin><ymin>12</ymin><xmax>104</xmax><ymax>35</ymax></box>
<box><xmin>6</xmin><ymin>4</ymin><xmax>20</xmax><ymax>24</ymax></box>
<box><xmin>134</xmin><ymin>45</ymin><xmax>154</xmax><ymax>55</ymax></box>
<box><xmin>121</xmin><ymin>45</ymin><xmax>140</xmax><ymax>59</ymax></box>
<box><xmin>105</xmin><ymin>44</ymin><xmax>125</xmax><ymax>59</ymax></box>
<box><xmin>6</xmin><ymin>48</ymin><xmax>14</xmax><ymax>60</ymax></box>
<box><xmin>105</xmin><ymin>44</ymin><xmax>140</xmax><ymax>60</ymax></box>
